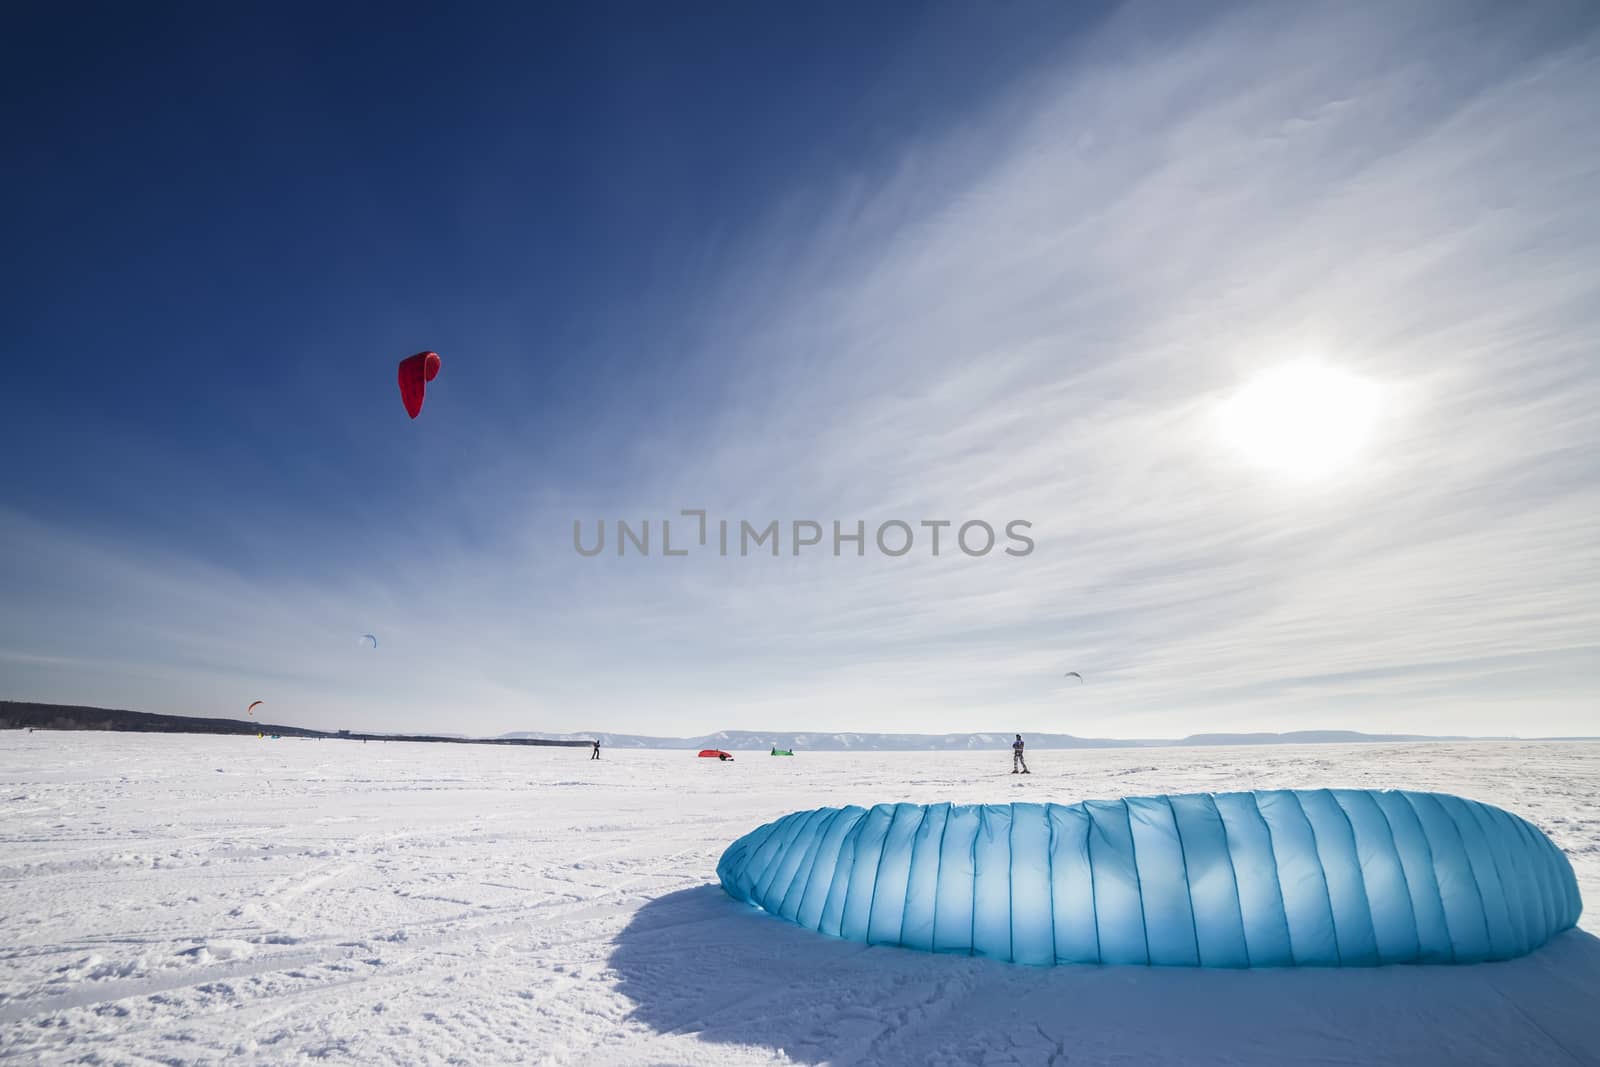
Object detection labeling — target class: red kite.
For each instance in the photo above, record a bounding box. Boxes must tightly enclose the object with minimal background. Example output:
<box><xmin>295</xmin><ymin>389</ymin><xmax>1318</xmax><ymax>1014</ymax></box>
<box><xmin>398</xmin><ymin>351</ymin><xmax>442</xmax><ymax>419</ymax></box>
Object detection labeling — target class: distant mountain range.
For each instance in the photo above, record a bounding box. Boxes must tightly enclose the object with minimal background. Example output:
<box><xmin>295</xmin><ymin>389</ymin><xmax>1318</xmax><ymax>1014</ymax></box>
<box><xmin>498</xmin><ymin>727</ymin><xmax>1580</xmax><ymax>752</ymax></box>
<box><xmin>8</xmin><ymin>703</ymin><xmax>1589</xmax><ymax>751</ymax></box>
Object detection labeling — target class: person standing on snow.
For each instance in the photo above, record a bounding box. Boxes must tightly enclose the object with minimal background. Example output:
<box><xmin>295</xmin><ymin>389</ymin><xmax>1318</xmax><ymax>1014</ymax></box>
<box><xmin>591</xmin><ymin>739</ymin><xmax>601</xmax><ymax>760</ymax></box>
<box><xmin>1012</xmin><ymin>734</ymin><xmax>1029</xmax><ymax>774</ymax></box>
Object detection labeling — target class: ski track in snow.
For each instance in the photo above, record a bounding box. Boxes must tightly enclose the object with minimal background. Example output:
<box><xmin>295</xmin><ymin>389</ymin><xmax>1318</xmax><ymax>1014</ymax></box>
<box><xmin>0</xmin><ymin>735</ymin><xmax>1595</xmax><ymax>1065</ymax></box>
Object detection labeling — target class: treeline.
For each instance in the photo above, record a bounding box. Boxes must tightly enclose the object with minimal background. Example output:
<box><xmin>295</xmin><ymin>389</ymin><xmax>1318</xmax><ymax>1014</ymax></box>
<box><xmin>1</xmin><ymin>701</ymin><xmax>321</xmax><ymax>736</ymax></box>
<box><xmin>0</xmin><ymin>702</ymin><xmax>590</xmax><ymax>747</ymax></box>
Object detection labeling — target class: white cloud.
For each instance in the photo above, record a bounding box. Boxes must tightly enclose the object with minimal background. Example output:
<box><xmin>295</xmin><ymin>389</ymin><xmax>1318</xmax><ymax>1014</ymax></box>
<box><xmin>7</xmin><ymin>3</ymin><xmax>1597</xmax><ymax>738</ymax></box>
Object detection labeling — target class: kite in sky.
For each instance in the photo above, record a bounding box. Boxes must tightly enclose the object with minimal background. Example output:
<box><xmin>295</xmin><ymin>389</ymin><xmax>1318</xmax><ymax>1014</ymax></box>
<box><xmin>397</xmin><ymin>351</ymin><xmax>441</xmax><ymax>419</ymax></box>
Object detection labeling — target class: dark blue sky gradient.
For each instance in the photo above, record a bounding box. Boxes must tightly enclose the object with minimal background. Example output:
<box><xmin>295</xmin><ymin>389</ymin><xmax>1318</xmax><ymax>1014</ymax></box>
<box><xmin>4</xmin><ymin>2</ymin><xmax>1113</xmax><ymax>577</ymax></box>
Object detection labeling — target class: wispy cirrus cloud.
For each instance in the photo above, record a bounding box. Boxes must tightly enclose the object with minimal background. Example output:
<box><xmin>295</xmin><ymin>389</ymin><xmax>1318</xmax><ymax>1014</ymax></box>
<box><xmin>6</xmin><ymin>2</ymin><xmax>1596</xmax><ymax>737</ymax></box>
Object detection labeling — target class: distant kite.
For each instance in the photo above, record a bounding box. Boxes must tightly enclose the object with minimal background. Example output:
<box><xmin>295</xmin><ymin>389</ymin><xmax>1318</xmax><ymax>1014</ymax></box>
<box><xmin>247</xmin><ymin>700</ymin><xmax>263</xmax><ymax>716</ymax></box>
<box><xmin>1064</xmin><ymin>671</ymin><xmax>1083</xmax><ymax>682</ymax></box>
<box><xmin>360</xmin><ymin>633</ymin><xmax>379</xmax><ymax>649</ymax></box>
<box><xmin>397</xmin><ymin>351</ymin><xmax>441</xmax><ymax>419</ymax></box>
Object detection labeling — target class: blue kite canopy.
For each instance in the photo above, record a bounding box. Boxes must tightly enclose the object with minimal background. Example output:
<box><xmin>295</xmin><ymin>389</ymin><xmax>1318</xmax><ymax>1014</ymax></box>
<box><xmin>717</xmin><ymin>790</ymin><xmax>1581</xmax><ymax>967</ymax></box>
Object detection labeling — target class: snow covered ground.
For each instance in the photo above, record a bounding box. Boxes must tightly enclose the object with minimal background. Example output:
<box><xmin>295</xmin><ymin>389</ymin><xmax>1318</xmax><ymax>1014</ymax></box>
<box><xmin>1</xmin><ymin>733</ymin><xmax>1595</xmax><ymax>1065</ymax></box>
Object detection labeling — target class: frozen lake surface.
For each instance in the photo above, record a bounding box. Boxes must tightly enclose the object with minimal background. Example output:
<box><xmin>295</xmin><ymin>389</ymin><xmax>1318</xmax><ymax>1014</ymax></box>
<box><xmin>1</xmin><ymin>734</ymin><xmax>1596</xmax><ymax>1065</ymax></box>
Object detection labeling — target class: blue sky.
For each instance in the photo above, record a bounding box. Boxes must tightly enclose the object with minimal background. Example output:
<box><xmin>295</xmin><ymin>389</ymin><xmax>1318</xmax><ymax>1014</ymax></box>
<box><xmin>4</xmin><ymin>1</ymin><xmax>1597</xmax><ymax>738</ymax></box>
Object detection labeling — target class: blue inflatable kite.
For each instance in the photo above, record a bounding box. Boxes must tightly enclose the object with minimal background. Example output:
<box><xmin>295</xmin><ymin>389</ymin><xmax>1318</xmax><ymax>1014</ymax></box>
<box><xmin>717</xmin><ymin>790</ymin><xmax>1581</xmax><ymax>967</ymax></box>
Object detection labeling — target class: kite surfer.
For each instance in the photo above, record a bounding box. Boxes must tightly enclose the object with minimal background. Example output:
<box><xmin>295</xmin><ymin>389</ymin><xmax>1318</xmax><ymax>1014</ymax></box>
<box><xmin>591</xmin><ymin>739</ymin><xmax>601</xmax><ymax>760</ymax></box>
<box><xmin>1012</xmin><ymin>734</ymin><xmax>1029</xmax><ymax>774</ymax></box>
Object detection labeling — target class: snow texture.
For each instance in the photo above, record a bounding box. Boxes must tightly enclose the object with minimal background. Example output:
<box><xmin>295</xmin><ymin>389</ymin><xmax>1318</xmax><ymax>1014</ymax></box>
<box><xmin>718</xmin><ymin>791</ymin><xmax>1581</xmax><ymax>967</ymax></box>
<box><xmin>2</xmin><ymin>734</ymin><xmax>1598</xmax><ymax>1065</ymax></box>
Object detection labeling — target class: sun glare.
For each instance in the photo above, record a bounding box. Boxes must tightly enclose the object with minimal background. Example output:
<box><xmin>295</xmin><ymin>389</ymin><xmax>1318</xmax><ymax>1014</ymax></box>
<box><xmin>1220</xmin><ymin>361</ymin><xmax>1381</xmax><ymax>481</ymax></box>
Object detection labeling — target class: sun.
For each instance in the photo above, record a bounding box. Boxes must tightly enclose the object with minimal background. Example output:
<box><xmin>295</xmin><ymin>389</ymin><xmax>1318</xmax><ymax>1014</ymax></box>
<box><xmin>1219</xmin><ymin>361</ymin><xmax>1381</xmax><ymax>480</ymax></box>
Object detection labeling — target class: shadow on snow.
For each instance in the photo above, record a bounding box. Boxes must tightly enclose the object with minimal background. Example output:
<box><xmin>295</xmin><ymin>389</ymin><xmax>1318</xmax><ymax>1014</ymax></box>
<box><xmin>609</xmin><ymin>885</ymin><xmax>1600</xmax><ymax>1066</ymax></box>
